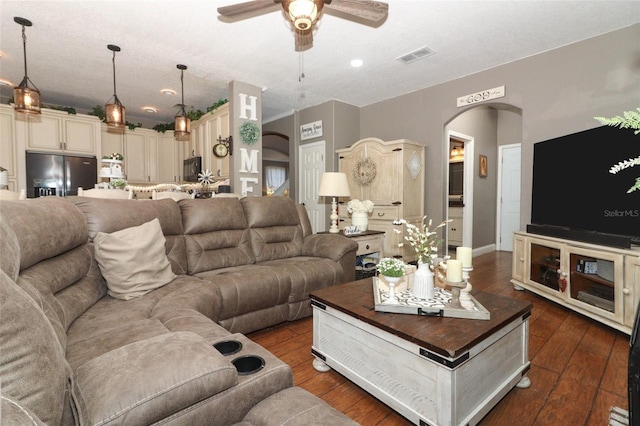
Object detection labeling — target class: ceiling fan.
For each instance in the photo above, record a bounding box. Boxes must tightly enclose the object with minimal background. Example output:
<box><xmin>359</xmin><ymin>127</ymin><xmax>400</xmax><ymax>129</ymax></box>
<box><xmin>218</xmin><ymin>0</ymin><xmax>389</xmax><ymax>51</ymax></box>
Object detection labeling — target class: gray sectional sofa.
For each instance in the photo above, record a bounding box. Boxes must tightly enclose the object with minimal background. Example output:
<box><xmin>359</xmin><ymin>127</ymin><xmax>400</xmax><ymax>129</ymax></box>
<box><xmin>0</xmin><ymin>195</ymin><xmax>359</xmax><ymax>425</ymax></box>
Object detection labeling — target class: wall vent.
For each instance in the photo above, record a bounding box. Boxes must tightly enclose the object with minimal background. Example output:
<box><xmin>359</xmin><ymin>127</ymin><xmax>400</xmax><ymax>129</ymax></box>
<box><xmin>396</xmin><ymin>46</ymin><xmax>435</xmax><ymax>64</ymax></box>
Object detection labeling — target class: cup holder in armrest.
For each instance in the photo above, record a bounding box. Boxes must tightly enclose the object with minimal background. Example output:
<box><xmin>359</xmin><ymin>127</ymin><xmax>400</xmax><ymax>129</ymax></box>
<box><xmin>232</xmin><ymin>355</ymin><xmax>265</xmax><ymax>375</ymax></box>
<box><xmin>213</xmin><ymin>340</ymin><xmax>243</xmax><ymax>356</ymax></box>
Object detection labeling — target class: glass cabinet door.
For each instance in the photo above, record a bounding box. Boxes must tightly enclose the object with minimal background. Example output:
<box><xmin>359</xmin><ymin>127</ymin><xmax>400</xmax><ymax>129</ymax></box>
<box><xmin>527</xmin><ymin>240</ymin><xmax>563</xmax><ymax>294</ymax></box>
<box><xmin>566</xmin><ymin>246</ymin><xmax>623</xmax><ymax>322</ymax></box>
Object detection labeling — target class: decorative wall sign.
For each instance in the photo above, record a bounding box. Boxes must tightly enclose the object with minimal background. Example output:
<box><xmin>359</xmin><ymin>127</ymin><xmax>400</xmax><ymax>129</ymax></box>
<box><xmin>457</xmin><ymin>85</ymin><xmax>505</xmax><ymax>107</ymax></box>
<box><xmin>353</xmin><ymin>157</ymin><xmax>377</xmax><ymax>186</ymax></box>
<box><xmin>300</xmin><ymin>120</ymin><xmax>323</xmax><ymax>141</ymax></box>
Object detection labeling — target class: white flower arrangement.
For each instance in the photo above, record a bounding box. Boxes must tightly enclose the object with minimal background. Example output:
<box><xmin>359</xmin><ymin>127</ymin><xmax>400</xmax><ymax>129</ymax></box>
<box><xmin>395</xmin><ymin>216</ymin><xmax>451</xmax><ymax>267</ymax></box>
<box><xmin>347</xmin><ymin>199</ymin><xmax>374</xmax><ymax>214</ymax></box>
<box><xmin>103</xmin><ymin>152</ymin><xmax>123</xmax><ymax>161</ymax></box>
<box><xmin>376</xmin><ymin>257</ymin><xmax>406</xmax><ymax>278</ymax></box>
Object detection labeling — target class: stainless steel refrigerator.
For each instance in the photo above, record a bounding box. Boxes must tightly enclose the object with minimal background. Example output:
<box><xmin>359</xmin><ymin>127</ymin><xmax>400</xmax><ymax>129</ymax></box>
<box><xmin>26</xmin><ymin>151</ymin><xmax>97</xmax><ymax>198</ymax></box>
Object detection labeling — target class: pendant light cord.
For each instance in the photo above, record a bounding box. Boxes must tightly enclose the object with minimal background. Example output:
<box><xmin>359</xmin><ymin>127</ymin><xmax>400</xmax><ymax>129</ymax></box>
<box><xmin>180</xmin><ymin>68</ymin><xmax>185</xmax><ymax>106</ymax></box>
<box><xmin>112</xmin><ymin>50</ymin><xmax>118</xmax><ymax>98</ymax></box>
<box><xmin>21</xmin><ymin>25</ymin><xmax>28</xmax><ymax>78</ymax></box>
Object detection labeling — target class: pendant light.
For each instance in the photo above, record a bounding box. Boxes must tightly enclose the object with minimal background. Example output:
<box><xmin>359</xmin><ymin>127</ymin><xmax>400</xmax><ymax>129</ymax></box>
<box><xmin>282</xmin><ymin>0</ymin><xmax>323</xmax><ymax>30</ymax></box>
<box><xmin>174</xmin><ymin>64</ymin><xmax>190</xmax><ymax>142</ymax></box>
<box><xmin>13</xmin><ymin>17</ymin><xmax>41</xmax><ymax>114</ymax></box>
<box><xmin>105</xmin><ymin>44</ymin><xmax>126</xmax><ymax>128</ymax></box>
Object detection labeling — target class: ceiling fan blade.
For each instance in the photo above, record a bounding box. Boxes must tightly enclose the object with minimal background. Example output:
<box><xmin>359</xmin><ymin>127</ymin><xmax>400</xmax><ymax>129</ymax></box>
<box><xmin>295</xmin><ymin>28</ymin><xmax>313</xmax><ymax>52</ymax></box>
<box><xmin>325</xmin><ymin>0</ymin><xmax>388</xmax><ymax>24</ymax></box>
<box><xmin>217</xmin><ymin>0</ymin><xmax>279</xmax><ymax>17</ymax></box>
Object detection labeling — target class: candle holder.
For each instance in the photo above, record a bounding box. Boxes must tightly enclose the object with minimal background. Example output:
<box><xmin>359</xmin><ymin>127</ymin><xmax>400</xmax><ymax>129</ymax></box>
<box><xmin>444</xmin><ymin>279</ymin><xmax>467</xmax><ymax>309</ymax></box>
<box><xmin>460</xmin><ymin>266</ymin><xmax>474</xmax><ymax>309</ymax></box>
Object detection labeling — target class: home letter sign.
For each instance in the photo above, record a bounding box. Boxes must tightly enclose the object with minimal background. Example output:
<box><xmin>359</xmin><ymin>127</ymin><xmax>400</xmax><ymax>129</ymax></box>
<box><xmin>239</xmin><ymin>94</ymin><xmax>258</xmax><ymax>121</ymax></box>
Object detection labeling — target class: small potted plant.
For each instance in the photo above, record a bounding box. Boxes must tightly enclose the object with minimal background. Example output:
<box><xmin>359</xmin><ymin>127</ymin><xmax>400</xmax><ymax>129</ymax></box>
<box><xmin>376</xmin><ymin>257</ymin><xmax>405</xmax><ymax>303</ymax></box>
<box><xmin>347</xmin><ymin>199</ymin><xmax>374</xmax><ymax>231</ymax></box>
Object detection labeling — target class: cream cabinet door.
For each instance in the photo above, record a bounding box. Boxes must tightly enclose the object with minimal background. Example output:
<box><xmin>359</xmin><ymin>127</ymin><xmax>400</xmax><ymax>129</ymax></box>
<box><xmin>365</xmin><ymin>142</ymin><xmax>401</xmax><ymax>204</ymax></box>
<box><xmin>624</xmin><ymin>255</ymin><xmax>640</xmax><ymax>328</ymax></box>
<box><xmin>0</xmin><ymin>106</ymin><xmax>17</xmax><ymax>190</ymax></box>
<box><xmin>157</xmin><ymin>134</ymin><xmax>179</xmax><ymax>183</ymax></box>
<box><xmin>101</xmin><ymin>126</ymin><xmax>124</xmax><ymax>159</ymax></box>
<box><xmin>124</xmin><ymin>132</ymin><xmax>148</xmax><ymax>183</ymax></box>
<box><xmin>26</xmin><ymin>110</ymin><xmax>98</xmax><ymax>154</ymax></box>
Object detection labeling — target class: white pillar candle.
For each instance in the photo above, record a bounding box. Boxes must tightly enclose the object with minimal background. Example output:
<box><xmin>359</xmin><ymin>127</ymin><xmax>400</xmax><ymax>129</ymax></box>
<box><xmin>446</xmin><ymin>259</ymin><xmax>463</xmax><ymax>282</ymax></box>
<box><xmin>456</xmin><ymin>246</ymin><xmax>473</xmax><ymax>268</ymax></box>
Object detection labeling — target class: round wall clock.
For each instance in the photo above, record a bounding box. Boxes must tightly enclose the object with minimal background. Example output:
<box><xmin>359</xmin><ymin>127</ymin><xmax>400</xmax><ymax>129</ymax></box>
<box><xmin>213</xmin><ymin>143</ymin><xmax>229</xmax><ymax>158</ymax></box>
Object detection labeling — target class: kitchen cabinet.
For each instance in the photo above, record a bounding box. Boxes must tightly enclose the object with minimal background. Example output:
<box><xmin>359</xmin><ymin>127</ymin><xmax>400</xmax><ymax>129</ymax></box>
<box><xmin>23</xmin><ymin>108</ymin><xmax>100</xmax><ymax>155</ymax></box>
<box><xmin>512</xmin><ymin>231</ymin><xmax>640</xmax><ymax>334</ymax></box>
<box><xmin>337</xmin><ymin>138</ymin><xmax>424</xmax><ymax>260</ymax></box>
<box><xmin>124</xmin><ymin>128</ymin><xmax>158</xmax><ymax>184</ymax></box>
<box><xmin>448</xmin><ymin>206</ymin><xmax>463</xmax><ymax>247</ymax></box>
<box><xmin>0</xmin><ymin>105</ymin><xmax>18</xmax><ymax>191</ymax></box>
<box><xmin>190</xmin><ymin>103</ymin><xmax>230</xmax><ymax>179</ymax></box>
<box><xmin>157</xmin><ymin>133</ymin><xmax>181</xmax><ymax>183</ymax></box>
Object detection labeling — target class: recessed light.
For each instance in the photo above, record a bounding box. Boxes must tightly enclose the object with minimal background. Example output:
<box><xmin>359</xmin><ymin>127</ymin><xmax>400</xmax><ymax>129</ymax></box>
<box><xmin>143</xmin><ymin>106</ymin><xmax>158</xmax><ymax>113</ymax></box>
<box><xmin>0</xmin><ymin>78</ymin><xmax>13</xmax><ymax>86</ymax></box>
<box><xmin>161</xmin><ymin>89</ymin><xmax>176</xmax><ymax>95</ymax></box>
<box><xmin>350</xmin><ymin>59</ymin><xmax>363</xmax><ymax>68</ymax></box>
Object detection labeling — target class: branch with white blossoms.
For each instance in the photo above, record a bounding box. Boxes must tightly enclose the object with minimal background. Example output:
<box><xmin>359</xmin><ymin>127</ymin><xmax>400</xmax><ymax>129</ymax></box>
<box><xmin>347</xmin><ymin>199</ymin><xmax>374</xmax><ymax>214</ymax></box>
<box><xmin>595</xmin><ymin>108</ymin><xmax>640</xmax><ymax>193</ymax></box>
<box><xmin>394</xmin><ymin>216</ymin><xmax>451</xmax><ymax>267</ymax></box>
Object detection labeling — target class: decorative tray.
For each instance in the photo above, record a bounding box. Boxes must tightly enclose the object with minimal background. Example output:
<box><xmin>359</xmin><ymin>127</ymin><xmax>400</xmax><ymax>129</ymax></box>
<box><xmin>372</xmin><ymin>277</ymin><xmax>490</xmax><ymax>320</ymax></box>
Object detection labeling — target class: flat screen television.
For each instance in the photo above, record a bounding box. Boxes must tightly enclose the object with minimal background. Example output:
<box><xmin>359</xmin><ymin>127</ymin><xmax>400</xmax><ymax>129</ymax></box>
<box><xmin>531</xmin><ymin>125</ymin><xmax>639</xmax><ymax>248</ymax></box>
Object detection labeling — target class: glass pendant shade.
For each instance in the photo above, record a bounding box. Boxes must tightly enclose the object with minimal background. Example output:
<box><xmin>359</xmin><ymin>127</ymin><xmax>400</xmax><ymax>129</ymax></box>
<box><xmin>283</xmin><ymin>0</ymin><xmax>323</xmax><ymax>30</ymax></box>
<box><xmin>105</xmin><ymin>44</ymin><xmax>126</xmax><ymax>128</ymax></box>
<box><xmin>174</xmin><ymin>64</ymin><xmax>191</xmax><ymax>141</ymax></box>
<box><xmin>105</xmin><ymin>97</ymin><xmax>126</xmax><ymax>128</ymax></box>
<box><xmin>174</xmin><ymin>108</ymin><xmax>190</xmax><ymax>141</ymax></box>
<box><xmin>13</xmin><ymin>17</ymin><xmax>41</xmax><ymax>114</ymax></box>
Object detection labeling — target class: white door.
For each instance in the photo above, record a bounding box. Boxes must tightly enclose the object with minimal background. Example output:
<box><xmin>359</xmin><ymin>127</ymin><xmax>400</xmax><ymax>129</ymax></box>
<box><xmin>497</xmin><ymin>144</ymin><xmax>521</xmax><ymax>251</ymax></box>
<box><xmin>298</xmin><ymin>141</ymin><xmax>325</xmax><ymax>233</ymax></box>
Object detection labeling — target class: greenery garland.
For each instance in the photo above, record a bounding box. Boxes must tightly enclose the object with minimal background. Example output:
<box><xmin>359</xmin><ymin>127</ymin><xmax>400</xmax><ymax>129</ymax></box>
<box><xmin>239</xmin><ymin>121</ymin><xmax>260</xmax><ymax>145</ymax></box>
<box><xmin>152</xmin><ymin>98</ymin><xmax>228</xmax><ymax>133</ymax></box>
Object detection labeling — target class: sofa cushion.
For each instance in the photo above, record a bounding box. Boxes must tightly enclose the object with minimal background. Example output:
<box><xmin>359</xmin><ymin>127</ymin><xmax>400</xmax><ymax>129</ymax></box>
<box><xmin>0</xmin><ymin>269</ymin><xmax>71</xmax><ymax>426</ymax></box>
<box><xmin>71</xmin><ymin>332</ymin><xmax>238</xmax><ymax>426</ymax></box>
<box><xmin>94</xmin><ymin>218</ymin><xmax>176</xmax><ymax>300</ymax></box>
<box><xmin>72</xmin><ymin>197</ymin><xmax>188</xmax><ymax>275</ymax></box>
<box><xmin>181</xmin><ymin>198</ymin><xmax>255</xmax><ymax>273</ymax></box>
<box><xmin>241</xmin><ymin>196</ymin><xmax>303</xmax><ymax>262</ymax></box>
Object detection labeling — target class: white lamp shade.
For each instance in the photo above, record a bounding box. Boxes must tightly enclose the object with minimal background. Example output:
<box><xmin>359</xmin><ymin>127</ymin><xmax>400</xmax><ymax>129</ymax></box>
<box><xmin>318</xmin><ymin>172</ymin><xmax>351</xmax><ymax>197</ymax></box>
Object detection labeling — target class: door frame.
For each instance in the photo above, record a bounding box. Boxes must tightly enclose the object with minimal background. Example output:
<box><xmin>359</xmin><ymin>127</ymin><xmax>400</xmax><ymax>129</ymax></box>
<box><xmin>298</xmin><ymin>140</ymin><xmax>326</xmax><ymax>233</ymax></box>
<box><xmin>446</xmin><ymin>130</ymin><xmax>474</xmax><ymax>250</ymax></box>
<box><xmin>496</xmin><ymin>143</ymin><xmax>521</xmax><ymax>251</ymax></box>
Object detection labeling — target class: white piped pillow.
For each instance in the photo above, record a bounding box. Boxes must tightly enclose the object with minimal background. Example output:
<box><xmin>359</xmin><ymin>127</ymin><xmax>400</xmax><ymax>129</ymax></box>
<box><xmin>94</xmin><ymin>218</ymin><xmax>176</xmax><ymax>300</ymax></box>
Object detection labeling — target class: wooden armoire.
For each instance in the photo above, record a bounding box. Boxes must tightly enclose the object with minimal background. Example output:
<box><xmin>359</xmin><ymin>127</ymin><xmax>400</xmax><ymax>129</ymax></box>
<box><xmin>337</xmin><ymin>137</ymin><xmax>425</xmax><ymax>260</ymax></box>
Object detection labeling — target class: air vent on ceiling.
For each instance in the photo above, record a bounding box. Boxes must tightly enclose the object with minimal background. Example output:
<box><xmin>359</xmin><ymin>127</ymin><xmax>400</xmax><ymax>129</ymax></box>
<box><xmin>396</xmin><ymin>46</ymin><xmax>435</xmax><ymax>64</ymax></box>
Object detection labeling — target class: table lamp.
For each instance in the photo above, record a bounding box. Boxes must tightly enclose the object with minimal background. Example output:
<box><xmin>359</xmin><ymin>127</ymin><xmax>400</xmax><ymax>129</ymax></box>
<box><xmin>318</xmin><ymin>172</ymin><xmax>351</xmax><ymax>233</ymax></box>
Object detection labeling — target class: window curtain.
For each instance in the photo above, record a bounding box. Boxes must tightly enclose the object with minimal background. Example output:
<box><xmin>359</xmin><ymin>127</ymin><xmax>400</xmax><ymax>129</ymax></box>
<box><xmin>265</xmin><ymin>166</ymin><xmax>286</xmax><ymax>195</ymax></box>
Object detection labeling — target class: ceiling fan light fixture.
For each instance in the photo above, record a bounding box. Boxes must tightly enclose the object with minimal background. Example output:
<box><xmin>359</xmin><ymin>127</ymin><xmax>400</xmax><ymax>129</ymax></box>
<box><xmin>13</xmin><ymin>17</ymin><xmax>41</xmax><ymax>115</ymax></box>
<box><xmin>174</xmin><ymin>64</ymin><xmax>191</xmax><ymax>142</ymax></box>
<box><xmin>105</xmin><ymin>44</ymin><xmax>126</xmax><ymax>128</ymax></box>
<box><xmin>283</xmin><ymin>0</ymin><xmax>323</xmax><ymax>30</ymax></box>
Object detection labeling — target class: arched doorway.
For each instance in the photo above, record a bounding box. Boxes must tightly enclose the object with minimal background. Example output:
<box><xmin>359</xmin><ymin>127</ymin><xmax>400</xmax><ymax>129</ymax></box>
<box><xmin>443</xmin><ymin>104</ymin><xmax>522</xmax><ymax>255</ymax></box>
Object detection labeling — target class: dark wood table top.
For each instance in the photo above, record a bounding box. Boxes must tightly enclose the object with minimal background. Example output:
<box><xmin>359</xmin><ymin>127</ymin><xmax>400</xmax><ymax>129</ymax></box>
<box><xmin>311</xmin><ymin>278</ymin><xmax>532</xmax><ymax>360</ymax></box>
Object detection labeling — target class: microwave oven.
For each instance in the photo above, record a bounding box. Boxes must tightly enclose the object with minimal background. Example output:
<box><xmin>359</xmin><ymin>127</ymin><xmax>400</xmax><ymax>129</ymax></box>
<box><xmin>183</xmin><ymin>156</ymin><xmax>202</xmax><ymax>182</ymax></box>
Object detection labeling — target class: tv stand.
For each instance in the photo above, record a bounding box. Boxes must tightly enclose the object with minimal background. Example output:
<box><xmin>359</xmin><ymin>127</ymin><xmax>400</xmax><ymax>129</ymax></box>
<box><xmin>526</xmin><ymin>224</ymin><xmax>632</xmax><ymax>249</ymax></box>
<box><xmin>512</xmin><ymin>231</ymin><xmax>640</xmax><ymax>334</ymax></box>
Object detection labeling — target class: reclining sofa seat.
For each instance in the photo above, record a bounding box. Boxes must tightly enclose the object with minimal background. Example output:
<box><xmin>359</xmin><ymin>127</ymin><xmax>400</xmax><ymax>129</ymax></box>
<box><xmin>0</xmin><ymin>196</ymin><xmax>359</xmax><ymax>426</ymax></box>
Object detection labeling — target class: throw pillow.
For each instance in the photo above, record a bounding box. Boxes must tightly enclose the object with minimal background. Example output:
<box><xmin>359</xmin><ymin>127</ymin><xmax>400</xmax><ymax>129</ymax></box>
<box><xmin>94</xmin><ymin>218</ymin><xmax>176</xmax><ymax>300</ymax></box>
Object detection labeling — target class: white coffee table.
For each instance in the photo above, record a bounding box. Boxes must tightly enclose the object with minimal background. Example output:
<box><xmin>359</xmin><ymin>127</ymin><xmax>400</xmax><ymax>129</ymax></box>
<box><xmin>310</xmin><ymin>279</ymin><xmax>531</xmax><ymax>426</ymax></box>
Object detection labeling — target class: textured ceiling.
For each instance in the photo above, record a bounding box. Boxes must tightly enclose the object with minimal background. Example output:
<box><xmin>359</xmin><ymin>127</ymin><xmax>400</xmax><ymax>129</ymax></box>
<box><xmin>1</xmin><ymin>1</ymin><xmax>639</xmax><ymax>127</ymax></box>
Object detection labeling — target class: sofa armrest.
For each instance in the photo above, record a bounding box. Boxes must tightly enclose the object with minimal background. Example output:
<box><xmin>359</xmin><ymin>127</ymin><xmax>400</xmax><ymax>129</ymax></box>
<box><xmin>302</xmin><ymin>234</ymin><xmax>358</xmax><ymax>283</ymax></box>
<box><xmin>301</xmin><ymin>234</ymin><xmax>357</xmax><ymax>261</ymax></box>
<box><xmin>71</xmin><ymin>332</ymin><xmax>237</xmax><ymax>426</ymax></box>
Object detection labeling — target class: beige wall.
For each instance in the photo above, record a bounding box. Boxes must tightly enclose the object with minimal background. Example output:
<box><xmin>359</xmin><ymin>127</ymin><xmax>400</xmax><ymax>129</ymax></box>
<box><xmin>266</xmin><ymin>24</ymin><xmax>640</xmax><ymax>244</ymax></box>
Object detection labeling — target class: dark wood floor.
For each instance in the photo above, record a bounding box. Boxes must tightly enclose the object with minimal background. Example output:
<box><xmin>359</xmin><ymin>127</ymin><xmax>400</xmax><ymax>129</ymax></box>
<box><xmin>247</xmin><ymin>251</ymin><xmax>630</xmax><ymax>425</ymax></box>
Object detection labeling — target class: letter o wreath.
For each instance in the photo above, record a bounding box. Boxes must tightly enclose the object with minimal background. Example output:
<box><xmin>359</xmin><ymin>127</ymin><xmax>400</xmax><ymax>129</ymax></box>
<box><xmin>353</xmin><ymin>157</ymin><xmax>376</xmax><ymax>186</ymax></box>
